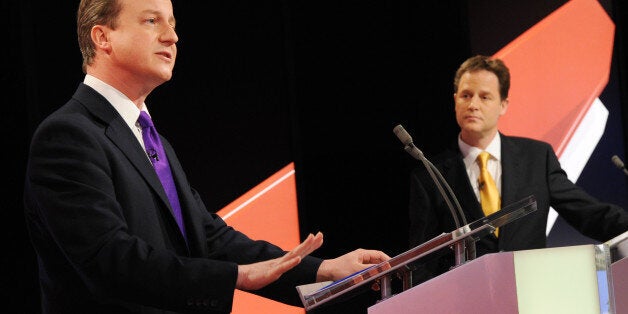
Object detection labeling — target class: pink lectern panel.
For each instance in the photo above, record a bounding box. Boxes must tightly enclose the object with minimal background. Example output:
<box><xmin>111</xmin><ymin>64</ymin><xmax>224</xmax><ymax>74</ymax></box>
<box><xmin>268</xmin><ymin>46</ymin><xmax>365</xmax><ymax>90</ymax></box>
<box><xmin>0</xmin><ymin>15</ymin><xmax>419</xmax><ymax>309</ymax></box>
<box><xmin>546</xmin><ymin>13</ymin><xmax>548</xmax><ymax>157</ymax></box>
<box><xmin>368</xmin><ymin>253</ymin><xmax>518</xmax><ymax>314</ymax></box>
<box><xmin>612</xmin><ymin>257</ymin><xmax>628</xmax><ymax>314</ymax></box>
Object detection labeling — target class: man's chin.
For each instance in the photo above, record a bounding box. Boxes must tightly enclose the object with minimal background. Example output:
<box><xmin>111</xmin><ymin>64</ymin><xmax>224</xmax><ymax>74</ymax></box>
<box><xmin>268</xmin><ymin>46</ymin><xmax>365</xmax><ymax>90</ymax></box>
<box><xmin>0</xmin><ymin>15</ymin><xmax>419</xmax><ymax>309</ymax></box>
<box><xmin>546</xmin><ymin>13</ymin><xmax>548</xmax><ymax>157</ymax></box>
<box><xmin>156</xmin><ymin>71</ymin><xmax>174</xmax><ymax>83</ymax></box>
<box><xmin>460</xmin><ymin>124</ymin><xmax>482</xmax><ymax>133</ymax></box>
<box><xmin>460</xmin><ymin>127</ymin><xmax>486</xmax><ymax>138</ymax></box>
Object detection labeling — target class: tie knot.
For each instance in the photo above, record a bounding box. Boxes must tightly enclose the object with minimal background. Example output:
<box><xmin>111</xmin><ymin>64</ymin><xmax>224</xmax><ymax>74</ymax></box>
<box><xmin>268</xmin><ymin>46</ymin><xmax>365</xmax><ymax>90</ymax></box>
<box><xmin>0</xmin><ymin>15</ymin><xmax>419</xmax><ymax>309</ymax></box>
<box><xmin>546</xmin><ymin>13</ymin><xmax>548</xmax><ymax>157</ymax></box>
<box><xmin>137</xmin><ymin>111</ymin><xmax>154</xmax><ymax>128</ymax></box>
<box><xmin>477</xmin><ymin>151</ymin><xmax>490</xmax><ymax>169</ymax></box>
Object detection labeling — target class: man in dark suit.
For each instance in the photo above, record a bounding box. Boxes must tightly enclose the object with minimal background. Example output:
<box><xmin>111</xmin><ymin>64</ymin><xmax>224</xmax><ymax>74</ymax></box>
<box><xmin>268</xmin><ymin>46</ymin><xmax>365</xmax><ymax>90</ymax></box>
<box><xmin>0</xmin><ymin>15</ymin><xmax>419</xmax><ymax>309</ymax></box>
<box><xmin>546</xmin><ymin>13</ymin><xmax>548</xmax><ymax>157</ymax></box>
<box><xmin>23</xmin><ymin>0</ymin><xmax>390</xmax><ymax>313</ymax></box>
<box><xmin>407</xmin><ymin>55</ymin><xmax>628</xmax><ymax>284</ymax></box>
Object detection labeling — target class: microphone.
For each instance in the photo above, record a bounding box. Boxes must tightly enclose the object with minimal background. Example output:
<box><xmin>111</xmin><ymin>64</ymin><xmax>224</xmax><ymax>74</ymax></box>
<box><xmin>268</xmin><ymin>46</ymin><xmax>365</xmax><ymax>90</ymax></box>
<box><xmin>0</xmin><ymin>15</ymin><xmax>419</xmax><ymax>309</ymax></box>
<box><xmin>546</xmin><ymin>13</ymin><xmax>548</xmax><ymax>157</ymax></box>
<box><xmin>147</xmin><ymin>149</ymin><xmax>160</xmax><ymax>162</ymax></box>
<box><xmin>611</xmin><ymin>155</ymin><xmax>628</xmax><ymax>176</ymax></box>
<box><xmin>394</xmin><ymin>124</ymin><xmax>474</xmax><ymax>265</ymax></box>
<box><xmin>393</xmin><ymin>124</ymin><xmax>466</xmax><ymax>226</ymax></box>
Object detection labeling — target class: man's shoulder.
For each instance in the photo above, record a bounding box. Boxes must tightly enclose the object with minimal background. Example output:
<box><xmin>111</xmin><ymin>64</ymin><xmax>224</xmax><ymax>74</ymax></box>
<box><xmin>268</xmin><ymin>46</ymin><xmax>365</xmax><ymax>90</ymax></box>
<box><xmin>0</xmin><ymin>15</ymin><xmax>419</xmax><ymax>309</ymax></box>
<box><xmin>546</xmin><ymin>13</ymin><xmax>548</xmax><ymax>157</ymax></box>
<box><xmin>32</xmin><ymin>85</ymin><xmax>108</xmax><ymax>142</ymax></box>
<box><xmin>501</xmin><ymin>133</ymin><xmax>553</xmax><ymax>151</ymax></box>
<box><xmin>431</xmin><ymin>147</ymin><xmax>460</xmax><ymax>162</ymax></box>
<box><xmin>43</xmin><ymin>83</ymin><xmax>115</xmax><ymax>125</ymax></box>
<box><xmin>424</xmin><ymin>147</ymin><xmax>463</xmax><ymax>172</ymax></box>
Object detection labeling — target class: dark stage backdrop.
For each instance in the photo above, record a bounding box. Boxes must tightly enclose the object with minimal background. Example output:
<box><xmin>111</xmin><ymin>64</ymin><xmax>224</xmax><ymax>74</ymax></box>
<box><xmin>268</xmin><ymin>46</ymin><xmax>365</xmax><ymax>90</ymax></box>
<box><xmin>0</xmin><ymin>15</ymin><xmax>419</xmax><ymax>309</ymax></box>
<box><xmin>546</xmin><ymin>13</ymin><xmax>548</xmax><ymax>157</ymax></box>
<box><xmin>5</xmin><ymin>0</ymin><xmax>627</xmax><ymax>313</ymax></box>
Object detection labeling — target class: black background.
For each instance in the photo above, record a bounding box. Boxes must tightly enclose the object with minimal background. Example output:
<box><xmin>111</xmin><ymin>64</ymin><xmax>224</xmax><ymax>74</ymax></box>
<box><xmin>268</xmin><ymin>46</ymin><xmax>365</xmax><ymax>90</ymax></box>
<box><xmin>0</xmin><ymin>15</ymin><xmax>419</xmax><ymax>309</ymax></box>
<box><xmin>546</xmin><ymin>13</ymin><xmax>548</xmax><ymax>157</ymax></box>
<box><xmin>4</xmin><ymin>0</ymin><xmax>627</xmax><ymax>313</ymax></box>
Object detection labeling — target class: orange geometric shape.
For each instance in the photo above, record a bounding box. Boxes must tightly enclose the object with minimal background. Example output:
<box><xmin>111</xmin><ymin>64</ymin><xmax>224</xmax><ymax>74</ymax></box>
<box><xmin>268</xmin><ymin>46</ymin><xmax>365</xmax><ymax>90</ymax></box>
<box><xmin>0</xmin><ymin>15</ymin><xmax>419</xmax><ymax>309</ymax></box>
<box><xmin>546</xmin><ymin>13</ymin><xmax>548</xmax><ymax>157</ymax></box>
<box><xmin>495</xmin><ymin>0</ymin><xmax>615</xmax><ymax>157</ymax></box>
<box><xmin>217</xmin><ymin>162</ymin><xmax>305</xmax><ymax>314</ymax></box>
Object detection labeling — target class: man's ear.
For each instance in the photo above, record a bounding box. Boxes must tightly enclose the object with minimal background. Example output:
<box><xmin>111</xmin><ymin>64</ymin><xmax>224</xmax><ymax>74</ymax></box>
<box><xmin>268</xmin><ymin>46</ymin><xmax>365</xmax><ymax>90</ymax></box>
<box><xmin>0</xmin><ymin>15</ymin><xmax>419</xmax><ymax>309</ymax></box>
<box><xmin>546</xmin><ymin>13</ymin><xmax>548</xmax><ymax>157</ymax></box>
<box><xmin>91</xmin><ymin>25</ymin><xmax>111</xmax><ymax>52</ymax></box>
<box><xmin>500</xmin><ymin>98</ymin><xmax>509</xmax><ymax>116</ymax></box>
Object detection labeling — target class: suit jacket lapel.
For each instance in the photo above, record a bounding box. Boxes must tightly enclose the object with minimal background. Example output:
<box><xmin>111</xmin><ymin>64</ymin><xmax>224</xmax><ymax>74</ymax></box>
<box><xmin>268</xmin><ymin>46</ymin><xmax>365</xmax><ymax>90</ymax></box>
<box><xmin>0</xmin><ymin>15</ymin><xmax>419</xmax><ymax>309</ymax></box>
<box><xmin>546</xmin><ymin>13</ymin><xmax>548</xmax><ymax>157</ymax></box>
<box><xmin>499</xmin><ymin>133</ymin><xmax>523</xmax><ymax>208</ymax></box>
<box><xmin>72</xmin><ymin>84</ymin><xmax>175</xmax><ymax>218</ymax></box>
<box><xmin>439</xmin><ymin>149</ymin><xmax>485</xmax><ymax>225</ymax></box>
<box><xmin>498</xmin><ymin>133</ymin><xmax>527</xmax><ymax>245</ymax></box>
<box><xmin>160</xmin><ymin>139</ymin><xmax>205</xmax><ymax>255</ymax></box>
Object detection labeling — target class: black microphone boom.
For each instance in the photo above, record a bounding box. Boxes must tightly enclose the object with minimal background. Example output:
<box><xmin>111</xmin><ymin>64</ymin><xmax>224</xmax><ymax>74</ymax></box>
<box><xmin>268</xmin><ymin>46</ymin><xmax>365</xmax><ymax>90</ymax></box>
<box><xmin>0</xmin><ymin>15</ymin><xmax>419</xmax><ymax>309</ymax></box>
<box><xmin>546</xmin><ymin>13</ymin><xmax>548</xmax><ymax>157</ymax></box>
<box><xmin>394</xmin><ymin>124</ymin><xmax>474</xmax><ymax>265</ymax></box>
<box><xmin>393</xmin><ymin>125</ymin><xmax>467</xmax><ymax>226</ymax></box>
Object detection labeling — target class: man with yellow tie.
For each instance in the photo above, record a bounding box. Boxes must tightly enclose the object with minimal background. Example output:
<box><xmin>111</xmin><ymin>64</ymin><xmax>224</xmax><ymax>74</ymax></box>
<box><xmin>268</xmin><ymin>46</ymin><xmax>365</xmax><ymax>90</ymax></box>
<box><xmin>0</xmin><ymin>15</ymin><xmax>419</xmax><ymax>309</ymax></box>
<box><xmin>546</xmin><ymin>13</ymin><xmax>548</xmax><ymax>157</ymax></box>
<box><xmin>407</xmin><ymin>55</ymin><xmax>628</xmax><ymax>285</ymax></box>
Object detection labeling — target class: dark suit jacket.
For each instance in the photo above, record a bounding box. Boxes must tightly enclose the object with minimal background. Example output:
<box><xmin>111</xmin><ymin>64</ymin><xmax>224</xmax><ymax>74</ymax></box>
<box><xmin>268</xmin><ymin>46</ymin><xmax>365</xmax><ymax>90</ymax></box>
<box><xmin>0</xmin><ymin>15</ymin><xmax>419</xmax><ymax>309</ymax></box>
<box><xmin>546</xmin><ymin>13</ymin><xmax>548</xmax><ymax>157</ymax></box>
<box><xmin>24</xmin><ymin>83</ymin><xmax>322</xmax><ymax>314</ymax></box>
<box><xmin>408</xmin><ymin>133</ymin><xmax>628</xmax><ymax>283</ymax></box>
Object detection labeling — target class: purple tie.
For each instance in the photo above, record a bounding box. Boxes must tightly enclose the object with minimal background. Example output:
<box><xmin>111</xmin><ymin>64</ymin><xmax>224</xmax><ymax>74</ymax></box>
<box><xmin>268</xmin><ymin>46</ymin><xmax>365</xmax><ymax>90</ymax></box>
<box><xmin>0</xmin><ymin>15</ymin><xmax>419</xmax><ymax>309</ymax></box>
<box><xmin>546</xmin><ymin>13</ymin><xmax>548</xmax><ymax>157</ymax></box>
<box><xmin>138</xmin><ymin>111</ymin><xmax>187</xmax><ymax>240</ymax></box>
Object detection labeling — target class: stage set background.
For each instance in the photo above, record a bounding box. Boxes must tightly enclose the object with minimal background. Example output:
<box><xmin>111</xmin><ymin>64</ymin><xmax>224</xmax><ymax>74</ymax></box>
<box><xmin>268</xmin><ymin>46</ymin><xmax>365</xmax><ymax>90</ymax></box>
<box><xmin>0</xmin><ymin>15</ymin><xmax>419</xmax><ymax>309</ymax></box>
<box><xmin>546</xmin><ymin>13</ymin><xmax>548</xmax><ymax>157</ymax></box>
<box><xmin>4</xmin><ymin>0</ymin><xmax>627</xmax><ymax>313</ymax></box>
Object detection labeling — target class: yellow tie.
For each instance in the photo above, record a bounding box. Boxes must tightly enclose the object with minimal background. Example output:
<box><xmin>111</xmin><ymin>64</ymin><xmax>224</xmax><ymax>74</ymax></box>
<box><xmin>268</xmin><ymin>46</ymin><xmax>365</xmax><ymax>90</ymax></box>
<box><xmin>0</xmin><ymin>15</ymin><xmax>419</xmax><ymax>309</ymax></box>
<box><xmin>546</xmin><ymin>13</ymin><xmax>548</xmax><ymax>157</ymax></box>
<box><xmin>477</xmin><ymin>151</ymin><xmax>501</xmax><ymax>236</ymax></box>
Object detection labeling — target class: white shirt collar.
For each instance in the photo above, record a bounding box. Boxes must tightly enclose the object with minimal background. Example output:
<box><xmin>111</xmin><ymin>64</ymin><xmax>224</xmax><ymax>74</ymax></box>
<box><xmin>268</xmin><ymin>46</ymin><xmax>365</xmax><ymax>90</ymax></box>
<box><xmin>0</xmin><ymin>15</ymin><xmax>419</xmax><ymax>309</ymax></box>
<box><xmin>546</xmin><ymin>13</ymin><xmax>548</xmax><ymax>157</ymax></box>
<box><xmin>83</xmin><ymin>74</ymin><xmax>149</xmax><ymax>130</ymax></box>
<box><xmin>458</xmin><ymin>133</ymin><xmax>502</xmax><ymax>168</ymax></box>
<box><xmin>458</xmin><ymin>133</ymin><xmax>503</xmax><ymax>199</ymax></box>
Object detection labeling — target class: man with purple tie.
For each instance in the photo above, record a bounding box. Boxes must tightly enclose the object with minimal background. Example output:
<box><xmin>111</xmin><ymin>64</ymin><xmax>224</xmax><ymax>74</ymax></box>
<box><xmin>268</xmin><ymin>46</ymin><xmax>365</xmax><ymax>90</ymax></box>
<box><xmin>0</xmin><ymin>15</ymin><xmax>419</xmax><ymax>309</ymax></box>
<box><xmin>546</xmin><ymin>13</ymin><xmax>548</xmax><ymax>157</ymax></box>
<box><xmin>23</xmin><ymin>0</ymin><xmax>390</xmax><ymax>313</ymax></box>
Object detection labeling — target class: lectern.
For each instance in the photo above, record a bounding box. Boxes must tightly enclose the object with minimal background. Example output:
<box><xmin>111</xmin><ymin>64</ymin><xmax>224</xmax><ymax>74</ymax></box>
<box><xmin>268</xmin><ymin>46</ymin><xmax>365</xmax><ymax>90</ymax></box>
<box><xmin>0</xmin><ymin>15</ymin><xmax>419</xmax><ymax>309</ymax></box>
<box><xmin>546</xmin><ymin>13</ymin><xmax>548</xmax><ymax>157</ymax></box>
<box><xmin>297</xmin><ymin>195</ymin><xmax>538</xmax><ymax>311</ymax></box>
<box><xmin>367</xmin><ymin>231</ymin><xmax>628</xmax><ymax>314</ymax></box>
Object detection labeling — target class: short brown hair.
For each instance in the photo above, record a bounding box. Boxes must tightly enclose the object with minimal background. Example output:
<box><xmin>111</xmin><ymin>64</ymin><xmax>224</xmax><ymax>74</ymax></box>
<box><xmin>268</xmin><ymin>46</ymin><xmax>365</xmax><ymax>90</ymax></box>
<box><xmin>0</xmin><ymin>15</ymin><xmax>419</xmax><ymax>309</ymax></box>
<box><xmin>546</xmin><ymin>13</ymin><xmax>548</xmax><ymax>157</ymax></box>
<box><xmin>453</xmin><ymin>55</ymin><xmax>510</xmax><ymax>100</ymax></box>
<box><xmin>77</xmin><ymin>0</ymin><xmax>122</xmax><ymax>73</ymax></box>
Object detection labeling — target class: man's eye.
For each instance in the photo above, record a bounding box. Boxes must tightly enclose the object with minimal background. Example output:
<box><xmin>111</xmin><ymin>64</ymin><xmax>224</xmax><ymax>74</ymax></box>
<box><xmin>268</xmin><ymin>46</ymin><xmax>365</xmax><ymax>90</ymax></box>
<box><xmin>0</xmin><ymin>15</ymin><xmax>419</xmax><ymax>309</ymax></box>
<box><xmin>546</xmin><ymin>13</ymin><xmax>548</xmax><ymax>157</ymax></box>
<box><xmin>147</xmin><ymin>18</ymin><xmax>156</xmax><ymax>24</ymax></box>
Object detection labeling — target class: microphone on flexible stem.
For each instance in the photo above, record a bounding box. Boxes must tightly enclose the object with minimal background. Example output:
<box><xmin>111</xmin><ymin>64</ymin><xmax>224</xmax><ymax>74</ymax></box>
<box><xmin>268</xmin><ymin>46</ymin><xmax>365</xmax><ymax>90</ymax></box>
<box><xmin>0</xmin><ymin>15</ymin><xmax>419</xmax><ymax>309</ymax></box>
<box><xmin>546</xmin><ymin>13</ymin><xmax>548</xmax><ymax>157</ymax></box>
<box><xmin>393</xmin><ymin>124</ymin><xmax>474</xmax><ymax>266</ymax></box>
<box><xmin>611</xmin><ymin>155</ymin><xmax>628</xmax><ymax>176</ymax></box>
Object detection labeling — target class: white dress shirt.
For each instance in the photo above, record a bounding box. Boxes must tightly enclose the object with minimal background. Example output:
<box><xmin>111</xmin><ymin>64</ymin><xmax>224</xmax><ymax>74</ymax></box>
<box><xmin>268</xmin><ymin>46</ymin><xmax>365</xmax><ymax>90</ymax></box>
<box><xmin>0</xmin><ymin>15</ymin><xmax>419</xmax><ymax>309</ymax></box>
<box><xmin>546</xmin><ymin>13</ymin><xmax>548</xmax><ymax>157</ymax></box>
<box><xmin>458</xmin><ymin>134</ymin><xmax>502</xmax><ymax>202</ymax></box>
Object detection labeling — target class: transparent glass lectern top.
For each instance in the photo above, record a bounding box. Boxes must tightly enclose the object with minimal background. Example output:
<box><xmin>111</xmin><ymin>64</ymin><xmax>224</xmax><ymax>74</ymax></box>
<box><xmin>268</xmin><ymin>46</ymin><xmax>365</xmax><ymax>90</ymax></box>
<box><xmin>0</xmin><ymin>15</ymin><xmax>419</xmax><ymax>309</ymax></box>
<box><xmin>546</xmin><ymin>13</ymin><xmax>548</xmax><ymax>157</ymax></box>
<box><xmin>297</xmin><ymin>195</ymin><xmax>538</xmax><ymax>311</ymax></box>
<box><xmin>605</xmin><ymin>229</ymin><xmax>628</xmax><ymax>263</ymax></box>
